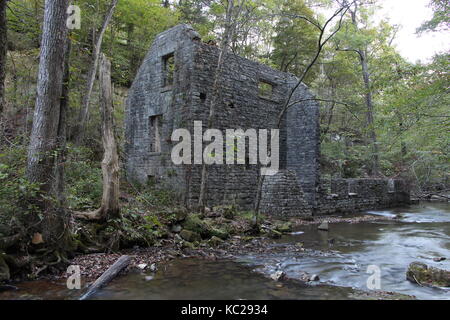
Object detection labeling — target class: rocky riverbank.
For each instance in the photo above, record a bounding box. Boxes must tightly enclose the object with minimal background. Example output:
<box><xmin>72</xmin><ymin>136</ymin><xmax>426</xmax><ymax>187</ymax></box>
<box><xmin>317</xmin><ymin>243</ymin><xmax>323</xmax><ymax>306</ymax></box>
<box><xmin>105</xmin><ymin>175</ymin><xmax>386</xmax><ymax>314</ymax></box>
<box><xmin>51</xmin><ymin>209</ymin><xmax>395</xmax><ymax>282</ymax></box>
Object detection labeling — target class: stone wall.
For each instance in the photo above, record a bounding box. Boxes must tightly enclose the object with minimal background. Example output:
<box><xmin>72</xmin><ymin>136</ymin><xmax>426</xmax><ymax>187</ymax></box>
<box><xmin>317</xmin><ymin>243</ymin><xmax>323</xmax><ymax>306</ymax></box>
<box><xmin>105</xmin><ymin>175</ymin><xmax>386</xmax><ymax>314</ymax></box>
<box><xmin>316</xmin><ymin>178</ymin><xmax>411</xmax><ymax>215</ymax></box>
<box><xmin>260</xmin><ymin>170</ymin><xmax>312</xmax><ymax>217</ymax></box>
<box><xmin>125</xmin><ymin>24</ymin><xmax>410</xmax><ymax>217</ymax></box>
<box><xmin>125</xmin><ymin>24</ymin><xmax>321</xmax><ymax>211</ymax></box>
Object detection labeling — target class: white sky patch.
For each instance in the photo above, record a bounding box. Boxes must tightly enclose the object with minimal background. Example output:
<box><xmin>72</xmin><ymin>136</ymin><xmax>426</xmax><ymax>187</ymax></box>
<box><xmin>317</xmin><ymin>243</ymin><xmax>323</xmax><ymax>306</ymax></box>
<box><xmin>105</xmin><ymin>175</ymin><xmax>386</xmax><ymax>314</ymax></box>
<box><xmin>319</xmin><ymin>0</ymin><xmax>449</xmax><ymax>63</ymax></box>
<box><xmin>376</xmin><ymin>0</ymin><xmax>449</xmax><ymax>63</ymax></box>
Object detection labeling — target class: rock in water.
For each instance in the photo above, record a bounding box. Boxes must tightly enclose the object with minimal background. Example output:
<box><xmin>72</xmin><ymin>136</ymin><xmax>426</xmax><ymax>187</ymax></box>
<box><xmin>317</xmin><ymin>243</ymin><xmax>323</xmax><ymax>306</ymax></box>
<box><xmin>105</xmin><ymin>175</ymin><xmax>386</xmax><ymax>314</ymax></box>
<box><xmin>274</xmin><ymin>222</ymin><xmax>293</xmax><ymax>233</ymax></box>
<box><xmin>406</xmin><ymin>262</ymin><xmax>450</xmax><ymax>287</ymax></box>
<box><xmin>144</xmin><ymin>275</ymin><xmax>154</xmax><ymax>281</ymax></box>
<box><xmin>270</xmin><ymin>271</ymin><xmax>286</xmax><ymax>281</ymax></box>
<box><xmin>149</xmin><ymin>263</ymin><xmax>157</xmax><ymax>272</ymax></box>
<box><xmin>137</xmin><ymin>263</ymin><xmax>147</xmax><ymax>270</ymax></box>
<box><xmin>433</xmin><ymin>257</ymin><xmax>446</xmax><ymax>262</ymax></box>
<box><xmin>309</xmin><ymin>274</ymin><xmax>320</xmax><ymax>282</ymax></box>
<box><xmin>318</xmin><ymin>222</ymin><xmax>329</xmax><ymax>231</ymax></box>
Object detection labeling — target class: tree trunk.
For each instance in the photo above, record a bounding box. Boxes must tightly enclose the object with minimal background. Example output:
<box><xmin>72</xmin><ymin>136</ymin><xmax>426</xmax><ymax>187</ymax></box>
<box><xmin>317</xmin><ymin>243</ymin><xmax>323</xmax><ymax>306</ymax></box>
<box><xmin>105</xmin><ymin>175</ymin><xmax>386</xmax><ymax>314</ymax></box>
<box><xmin>0</xmin><ymin>0</ymin><xmax>7</xmax><ymax>114</ymax></box>
<box><xmin>75</xmin><ymin>0</ymin><xmax>118</xmax><ymax>144</ymax></box>
<box><xmin>56</xmin><ymin>39</ymin><xmax>71</xmax><ymax>206</ymax></box>
<box><xmin>348</xmin><ymin>4</ymin><xmax>380</xmax><ymax>176</ymax></box>
<box><xmin>359</xmin><ymin>50</ymin><xmax>379</xmax><ymax>176</ymax></box>
<box><xmin>26</xmin><ymin>0</ymin><xmax>70</xmax><ymax>246</ymax></box>
<box><xmin>197</xmin><ymin>0</ymin><xmax>243</xmax><ymax>209</ymax></box>
<box><xmin>76</xmin><ymin>54</ymin><xmax>120</xmax><ymax>221</ymax></box>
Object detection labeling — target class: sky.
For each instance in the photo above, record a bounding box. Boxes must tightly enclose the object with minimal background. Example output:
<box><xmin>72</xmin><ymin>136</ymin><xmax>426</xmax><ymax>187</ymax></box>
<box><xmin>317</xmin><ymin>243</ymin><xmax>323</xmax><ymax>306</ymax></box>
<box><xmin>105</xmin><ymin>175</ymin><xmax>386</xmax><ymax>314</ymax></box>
<box><xmin>376</xmin><ymin>0</ymin><xmax>449</xmax><ymax>62</ymax></box>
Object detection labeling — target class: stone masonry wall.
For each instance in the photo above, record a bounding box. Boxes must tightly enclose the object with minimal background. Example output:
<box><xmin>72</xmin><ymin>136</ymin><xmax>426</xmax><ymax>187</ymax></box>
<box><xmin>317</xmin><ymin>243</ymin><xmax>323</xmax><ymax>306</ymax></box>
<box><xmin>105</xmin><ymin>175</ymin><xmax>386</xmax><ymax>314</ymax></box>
<box><xmin>124</xmin><ymin>24</ymin><xmax>320</xmax><ymax>211</ymax></box>
<box><xmin>316</xmin><ymin>178</ymin><xmax>411</xmax><ymax>215</ymax></box>
<box><xmin>260</xmin><ymin>170</ymin><xmax>312</xmax><ymax>217</ymax></box>
<box><xmin>184</xmin><ymin>38</ymin><xmax>320</xmax><ymax>210</ymax></box>
<box><xmin>125</xmin><ymin>24</ymin><xmax>410</xmax><ymax>217</ymax></box>
<box><xmin>125</xmin><ymin>25</ymin><xmax>201</xmax><ymax>201</ymax></box>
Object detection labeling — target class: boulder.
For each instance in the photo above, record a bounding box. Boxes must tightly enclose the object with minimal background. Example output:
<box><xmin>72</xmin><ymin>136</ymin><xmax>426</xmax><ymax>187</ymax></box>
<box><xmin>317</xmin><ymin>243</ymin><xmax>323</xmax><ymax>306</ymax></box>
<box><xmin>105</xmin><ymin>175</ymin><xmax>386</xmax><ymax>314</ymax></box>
<box><xmin>183</xmin><ymin>214</ymin><xmax>229</xmax><ymax>240</ymax></box>
<box><xmin>274</xmin><ymin>222</ymin><xmax>293</xmax><ymax>233</ymax></box>
<box><xmin>406</xmin><ymin>262</ymin><xmax>450</xmax><ymax>287</ymax></box>
<box><xmin>137</xmin><ymin>263</ymin><xmax>147</xmax><ymax>270</ymax></box>
<box><xmin>270</xmin><ymin>271</ymin><xmax>286</xmax><ymax>281</ymax></box>
<box><xmin>210</xmin><ymin>227</ymin><xmax>229</xmax><ymax>240</ymax></box>
<box><xmin>149</xmin><ymin>263</ymin><xmax>157</xmax><ymax>272</ymax></box>
<box><xmin>181</xmin><ymin>241</ymin><xmax>196</xmax><ymax>250</ymax></box>
<box><xmin>318</xmin><ymin>222</ymin><xmax>329</xmax><ymax>231</ymax></box>
<box><xmin>179</xmin><ymin>229</ymin><xmax>201</xmax><ymax>243</ymax></box>
<box><xmin>213</xmin><ymin>205</ymin><xmax>237</xmax><ymax>219</ymax></box>
<box><xmin>208</xmin><ymin>236</ymin><xmax>224</xmax><ymax>247</ymax></box>
<box><xmin>309</xmin><ymin>274</ymin><xmax>320</xmax><ymax>282</ymax></box>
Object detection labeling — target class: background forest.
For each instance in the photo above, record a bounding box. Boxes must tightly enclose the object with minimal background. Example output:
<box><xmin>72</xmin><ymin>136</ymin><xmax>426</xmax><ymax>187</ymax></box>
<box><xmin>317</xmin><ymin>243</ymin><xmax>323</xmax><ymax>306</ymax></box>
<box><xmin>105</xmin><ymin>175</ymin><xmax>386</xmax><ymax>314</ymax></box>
<box><xmin>0</xmin><ymin>0</ymin><xmax>448</xmax><ymax>280</ymax></box>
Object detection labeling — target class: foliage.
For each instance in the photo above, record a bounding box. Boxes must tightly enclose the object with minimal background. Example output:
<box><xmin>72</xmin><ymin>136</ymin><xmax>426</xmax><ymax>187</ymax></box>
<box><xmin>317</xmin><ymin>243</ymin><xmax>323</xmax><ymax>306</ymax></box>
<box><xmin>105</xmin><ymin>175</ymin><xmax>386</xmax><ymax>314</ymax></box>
<box><xmin>0</xmin><ymin>145</ymin><xmax>41</xmax><ymax>230</ymax></box>
<box><xmin>272</xmin><ymin>0</ymin><xmax>321</xmax><ymax>83</ymax></box>
<box><xmin>65</xmin><ymin>145</ymin><xmax>103</xmax><ymax>211</ymax></box>
<box><xmin>417</xmin><ymin>0</ymin><xmax>450</xmax><ymax>33</ymax></box>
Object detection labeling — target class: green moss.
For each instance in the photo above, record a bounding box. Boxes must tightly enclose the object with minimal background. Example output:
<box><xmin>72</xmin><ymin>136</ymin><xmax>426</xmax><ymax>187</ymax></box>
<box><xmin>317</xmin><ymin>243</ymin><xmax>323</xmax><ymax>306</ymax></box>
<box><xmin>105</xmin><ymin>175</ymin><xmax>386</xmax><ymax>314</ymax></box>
<box><xmin>208</xmin><ymin>236</ymin><xmax>224</xmax><ymax>247</ymax></box>
<box><xmin>182</xmin><ymin>214</ymin><xmax>230</xmax><ymax>240</ymax></box>
<box><xmin>274</xmin><ymin>222</ymin><xmax>293</xmax><ymax>233</ymax></box>
<box><xmin>183</xmin><ymin>214</ymin><xmax>208</xmax><ymax>235</ymax></box>
<box><xmin>180</xmin><ymin>229</ymin><xmax>201</xmax><ymax>242</ymax></box>
<box><xmin>213</xmin><ymin>205</ymin><xmax>237</xmax><ymax>219</ymax></box>
<box><xmin>407</xmin><ymin>262</ymin><xmax>450</xmax><ymax>287</ymax></box>
<box><xmin>210</xmin><ymin>227</ymin><xmax>229</xmax><ymax>240</ymax></box>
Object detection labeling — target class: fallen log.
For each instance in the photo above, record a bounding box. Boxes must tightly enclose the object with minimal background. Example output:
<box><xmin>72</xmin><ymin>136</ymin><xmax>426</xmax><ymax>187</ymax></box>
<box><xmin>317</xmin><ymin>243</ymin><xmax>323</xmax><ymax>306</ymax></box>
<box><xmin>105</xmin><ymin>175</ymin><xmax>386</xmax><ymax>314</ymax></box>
<box><xmin>79</xmin><ymin>255</ymin><xmax>131</xmax><ymax>300</ymax></box>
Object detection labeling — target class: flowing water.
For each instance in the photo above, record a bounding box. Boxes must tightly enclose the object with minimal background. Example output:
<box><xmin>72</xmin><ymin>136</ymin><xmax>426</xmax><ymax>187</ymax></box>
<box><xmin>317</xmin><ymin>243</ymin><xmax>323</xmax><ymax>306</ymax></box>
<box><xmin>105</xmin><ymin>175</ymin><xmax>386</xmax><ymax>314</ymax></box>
<box><xmin>1</xmin><ymin>203</ymin><xmax>449</xmax><ymax>300</ymax></box>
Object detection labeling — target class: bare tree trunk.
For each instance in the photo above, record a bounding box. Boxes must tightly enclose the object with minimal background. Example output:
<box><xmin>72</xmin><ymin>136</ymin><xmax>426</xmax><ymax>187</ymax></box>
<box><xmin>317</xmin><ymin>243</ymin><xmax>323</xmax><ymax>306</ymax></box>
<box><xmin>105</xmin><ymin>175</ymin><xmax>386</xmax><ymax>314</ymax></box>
<box><xmin>359</xmin><ymin>49</ymin><xmax>379</xmax><ymax>176</ymax></box>
<box><xmin>197</xmin><ymin>0</ymin><xmax>242</xmax><ymax>210</ymax></box>
<box><xmin>56</xmin><ymin>39</ymin><xmax>71</xmax><ymax>206</ymax></box>
<box><xmin>75</xmin><ymin>0</ymin><xmax>118</xmax><ymax>144</ymax></box>
<box><xmin>395</xmin><ymin>110</ymin><xmax>407</xmax><ymax>167</ymax></box>
<box><xmin>26</xmin><ymin>0</ymin><xmax>70</xmax><ymax>246</ymax></box>
<box><xmin>348</xmin><ymin>4</ymin><xmax>380</xmax><ymax>176</ymax></box>
<box><xmin>76</xmin><ymin>54</ymin><xmax>120</xmax><ymax>221</ymax></box>
<box><xmin>0</xmin><ymin>0</ymin><xmax>7</xmax><ymax>114</ymax></box>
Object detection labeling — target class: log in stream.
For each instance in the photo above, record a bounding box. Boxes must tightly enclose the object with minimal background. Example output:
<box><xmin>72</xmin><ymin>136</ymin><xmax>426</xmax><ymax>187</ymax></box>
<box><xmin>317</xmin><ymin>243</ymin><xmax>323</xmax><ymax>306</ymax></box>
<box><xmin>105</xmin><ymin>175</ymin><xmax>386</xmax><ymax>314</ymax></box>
<box><xmin>79</xmin><ymin>255</ymin><xmax>131</xmax><ymax>300</ymax></box>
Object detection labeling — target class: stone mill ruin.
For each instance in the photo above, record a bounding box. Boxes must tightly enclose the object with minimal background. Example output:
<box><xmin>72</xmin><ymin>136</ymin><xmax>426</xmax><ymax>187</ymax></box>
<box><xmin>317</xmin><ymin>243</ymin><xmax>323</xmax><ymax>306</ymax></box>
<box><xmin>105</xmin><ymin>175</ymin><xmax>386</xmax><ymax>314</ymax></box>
<box><xmin>124</xmin><ymin>25</ymin><xmax>410</xmax><ymax>216</ymax></box>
